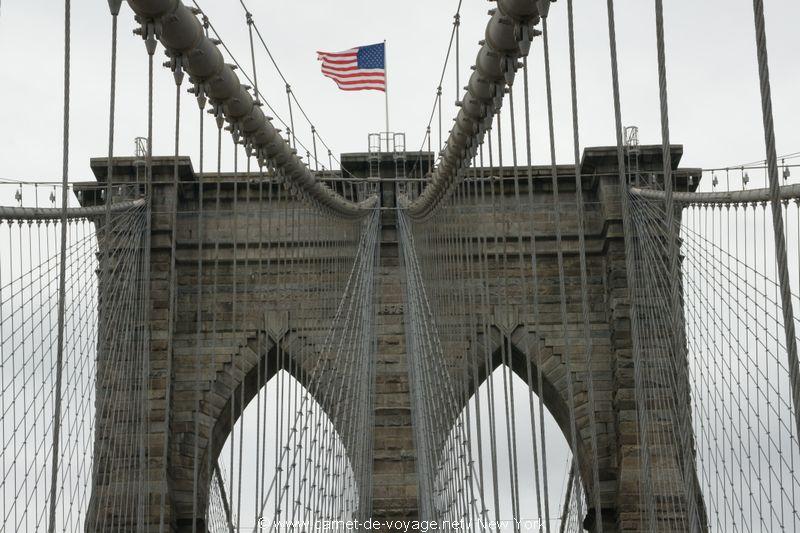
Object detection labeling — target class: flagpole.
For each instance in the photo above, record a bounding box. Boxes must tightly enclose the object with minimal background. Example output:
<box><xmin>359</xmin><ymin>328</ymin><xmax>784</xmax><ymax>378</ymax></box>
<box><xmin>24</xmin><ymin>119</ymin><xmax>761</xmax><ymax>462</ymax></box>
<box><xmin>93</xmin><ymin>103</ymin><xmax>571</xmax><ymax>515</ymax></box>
<box><xmin>384</xmin><ymin>39</ymin><xmax>390</xmax><ymax>153</ymax></box>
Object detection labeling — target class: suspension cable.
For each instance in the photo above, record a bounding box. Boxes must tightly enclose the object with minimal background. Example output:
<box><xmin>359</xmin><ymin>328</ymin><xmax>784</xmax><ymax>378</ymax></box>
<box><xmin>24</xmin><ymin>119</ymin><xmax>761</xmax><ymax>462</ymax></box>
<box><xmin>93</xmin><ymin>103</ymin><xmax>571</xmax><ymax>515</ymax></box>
<box><xmin>46</xmin><ymin>0</ymin><xmax>71</xmax><ymax>529</ymax></box>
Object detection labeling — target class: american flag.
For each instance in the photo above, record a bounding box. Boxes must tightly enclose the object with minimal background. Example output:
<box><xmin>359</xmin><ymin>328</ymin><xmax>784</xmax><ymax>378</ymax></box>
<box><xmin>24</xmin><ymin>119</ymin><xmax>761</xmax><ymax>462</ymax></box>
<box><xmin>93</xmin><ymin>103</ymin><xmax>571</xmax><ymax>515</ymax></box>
<box><xmin>317</xmin><ymin>43</ymin><xmax>386</xmax><ymax>92</ymax></box>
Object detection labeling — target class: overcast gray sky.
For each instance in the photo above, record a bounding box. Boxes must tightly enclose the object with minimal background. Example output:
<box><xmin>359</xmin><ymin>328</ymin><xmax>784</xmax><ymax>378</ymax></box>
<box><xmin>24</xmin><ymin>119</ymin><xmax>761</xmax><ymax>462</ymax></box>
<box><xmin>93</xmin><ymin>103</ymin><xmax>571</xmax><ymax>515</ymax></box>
<box><xmin>0</xmin><ymin>0</ymin><xmax>798</xmax><ymax>188</ymax></box>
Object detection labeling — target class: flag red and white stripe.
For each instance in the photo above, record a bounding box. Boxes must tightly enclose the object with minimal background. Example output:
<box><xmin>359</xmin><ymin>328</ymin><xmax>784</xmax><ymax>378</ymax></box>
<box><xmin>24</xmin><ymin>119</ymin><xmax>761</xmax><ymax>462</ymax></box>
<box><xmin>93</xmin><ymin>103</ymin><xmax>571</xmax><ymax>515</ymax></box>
<box><xmin>317</xmin><ymin>45</ymin><xmax>386</xmax><ymax>92</ymax></box>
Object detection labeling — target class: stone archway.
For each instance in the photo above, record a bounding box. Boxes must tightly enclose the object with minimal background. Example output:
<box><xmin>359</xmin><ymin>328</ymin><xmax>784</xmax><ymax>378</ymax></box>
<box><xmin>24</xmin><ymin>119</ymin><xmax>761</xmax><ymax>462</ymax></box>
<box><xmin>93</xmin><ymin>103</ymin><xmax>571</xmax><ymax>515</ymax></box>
<box><xmin>443</xmin><ymin>325</ymin><xmax>596</xmax><ymax>519</ymax></box>
<box><xmin>169</xmin><ymin>325</ymin><xmax>367</xmax><ymax>532</ymax></box>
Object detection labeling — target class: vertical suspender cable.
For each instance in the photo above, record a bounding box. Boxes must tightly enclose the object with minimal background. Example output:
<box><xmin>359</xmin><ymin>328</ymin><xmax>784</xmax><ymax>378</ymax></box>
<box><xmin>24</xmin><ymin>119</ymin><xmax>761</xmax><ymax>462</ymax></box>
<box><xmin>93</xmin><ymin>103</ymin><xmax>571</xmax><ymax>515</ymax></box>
<box><xmin>750</xmin><ymin>0</ymin><xmax>800</xmax><ymax>448</ymax></box>
<box><xmin>47</xmin><ymin>0</ymin><xmax>70</xmax><ymax>530</ymax></box>
<box><xmin>312</xmin><ymin>126</ymin><xmax>319</xmax><ymax>171</ymax></box>
<box><xmin>91</xmin><ymin>3</ymin><xmax>121</xmax><ymax>529</ymax></box>
<box><xmin>104</xmin><ymin>0</ymin><xmax>120</xmax><ymax>298</ymax></box>
<box><xmin>605</xmin><ymin>0</ymin><xmax>657</xmax><ymax>528</ymax></box>
<box><xmin>437</xmin><ymin>86</ymin><xmax>443</xmax><ymax>155</ymax></box>
<box><xmin>427</xmin><ymin>127</ymin><xmax>432</xmax><ymax>185</ymax></box>
<box><xmin>541</xmin><ymin>15</ymin><xmax>590</xmax><ymax>529</ymax></box>
<box><xmin>562</xmin><ymin>1</ymin><xmax>606</xmax><ymax>527</ymax></box>
<box><xmin>286</xmin><ymin>84</ymin><xmax>297</xmax><ymax>150</ymax></box>
<box><xmin>215</xmin><ymin>118</ymin><xmax>228</xmax><ymax>531</ymax></box>
<box><xmin>245</xmin><ymin>14</ymin><xmax>265</xmax><ymax>524</ymax></box>
<box><xmin>653</xmin><ymin>1</ymin><xmax>702</xmax><ymax>528</ymax></box>
<box><xmin>246</xmin><ymin>11</ymin><xmax>259</xmax><ymax>103</ymax></box>
<box><xmin>167</xmin><ymin>57</ymin><xmax>188</xmax><ymax>533</ymax></box>
<box><xmin>558</xmin><ymin>460</ymin><xmax>576</xmax><ymax>533</ymax></box>
<box><xmin>654</xmin><ymin>0</ymin><xmax>676</xmax><ymax>356</ymax></box>
<box><xmin>141</xmin><ymin>27</ymin><xmax>157</xmax><ymax>532</ymax></box>
<box><xmin>503</xmin><ymin>90</ymin><xmax>524</xmax><ymax>532</ymax></box>
<box><xmin>454</xmin><ymin>14</ymin><xmax>460</xmax><ymax>105</ymax></box>
<box><xmin>519</xmin><ymin>55</ymin><xmax>552</xmax><ymax>532</ymax></box>
<box><xmin>231</xmin><ymin>150</ymin><xmax>240</xmax><ymax>532</ymax></box>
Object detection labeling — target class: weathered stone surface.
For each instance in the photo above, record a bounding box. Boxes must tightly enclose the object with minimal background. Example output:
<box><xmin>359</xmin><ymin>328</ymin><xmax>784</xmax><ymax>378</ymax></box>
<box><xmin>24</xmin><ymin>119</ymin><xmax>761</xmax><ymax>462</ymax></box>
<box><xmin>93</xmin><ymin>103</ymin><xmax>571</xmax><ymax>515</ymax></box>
<box><xmin>81</xmin><ymin>146</ymin><xmax>704</xmax><ymax>532</ymax></box>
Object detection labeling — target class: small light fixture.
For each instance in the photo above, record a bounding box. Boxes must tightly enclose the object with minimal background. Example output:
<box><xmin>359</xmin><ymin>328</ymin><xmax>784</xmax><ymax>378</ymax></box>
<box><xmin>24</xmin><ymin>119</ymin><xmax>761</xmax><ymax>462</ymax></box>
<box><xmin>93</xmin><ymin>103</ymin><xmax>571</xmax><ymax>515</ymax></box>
<box><xmin>712</xmin><ymin>174</ymin><xmax>718</xmax><ymax>189</ymax></box>
<box><xmin>742</xmin><ymin>170</ymin><xmax>750</xmax><ymax>188</ymax></box>
<box><xmin>782</xmin><ymin>159</ymin><xmax>791</xmax><ymax>181</ymax></box>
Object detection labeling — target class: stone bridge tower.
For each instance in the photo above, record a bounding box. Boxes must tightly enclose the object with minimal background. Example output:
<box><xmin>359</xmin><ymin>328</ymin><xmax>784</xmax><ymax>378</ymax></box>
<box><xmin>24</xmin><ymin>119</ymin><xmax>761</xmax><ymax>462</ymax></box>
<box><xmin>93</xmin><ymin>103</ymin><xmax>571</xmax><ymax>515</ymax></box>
<box><xmin>81</xmin><ymin>143</ymin><xmax>703</xmax><ymax>532</ymax></box>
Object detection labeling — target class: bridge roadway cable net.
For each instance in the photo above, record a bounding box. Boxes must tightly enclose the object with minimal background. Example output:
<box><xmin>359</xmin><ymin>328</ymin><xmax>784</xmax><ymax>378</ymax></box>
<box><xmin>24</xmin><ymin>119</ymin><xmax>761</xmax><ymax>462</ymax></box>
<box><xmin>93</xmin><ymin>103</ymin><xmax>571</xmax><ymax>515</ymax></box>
<box><xmin>0</xmin><ymin>177</ymin><xmax>381</xmax><ymax>532</ymax></box>
<box><xmin>153</xmin><ymin>163</ymin><xmax>380</xmax><ymax>530</ymax></box>
<box><xmin>3</xmin><ymin>0</ymin><xmax>800</xmax><ymax>531</ymax></box>
<box><xmin>0</xmin><ymin>197</ymin><xmax>150</xmax><ymax>532</ymax></box>
<box><xmin>398</xmin><ymin>0</ymin><xmax>800</xmax><ymax>531</ymax></box>
<box><xmin>628</xmin><ymin>190</ymin><xmax>800</xmax><ymax>531</ymax></box>
<box><xmin>397</xmin><ymin>1</ymin><xmax>610</xmax><ymax>530</ymax></box>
